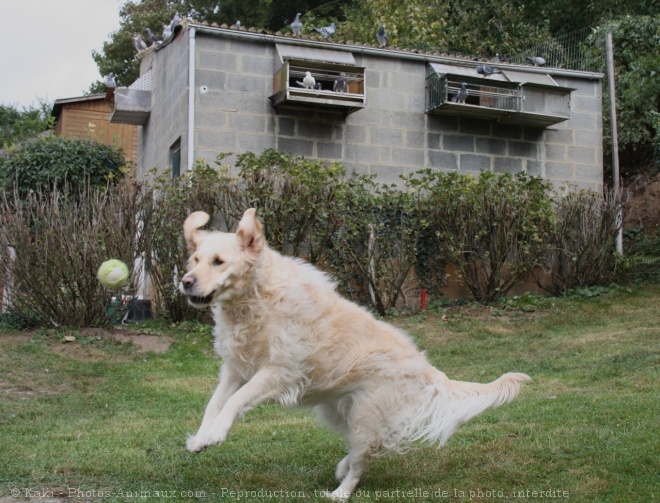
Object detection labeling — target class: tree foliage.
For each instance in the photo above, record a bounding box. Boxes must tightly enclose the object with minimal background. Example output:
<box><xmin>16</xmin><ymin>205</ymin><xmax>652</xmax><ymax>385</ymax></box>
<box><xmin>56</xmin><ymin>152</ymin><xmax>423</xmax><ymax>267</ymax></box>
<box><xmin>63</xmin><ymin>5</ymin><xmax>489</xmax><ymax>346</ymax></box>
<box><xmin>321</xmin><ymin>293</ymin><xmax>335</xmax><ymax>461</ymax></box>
<box><xmin>341</xmin><ymin>0</ymin><xmax>551</xmax><ymax>56</ymax></box>
<box><xmin>518</xmin><ymin>0</ymin><xmax>659</xmax><ymax>36</ymax></box>
<box><xmin>0</xmin><ymin>101</ymin><xmax>53</xmax><ymax>148</ymax></box>
<box><xmin>90</xmin><ymin>0</ymin><xmax>346</xmax><ymax>92</ymax></box>
<box><xmin>589</xmin><ymin>15</ymin><xmax>660</xmax><ymax>177</ymax></box>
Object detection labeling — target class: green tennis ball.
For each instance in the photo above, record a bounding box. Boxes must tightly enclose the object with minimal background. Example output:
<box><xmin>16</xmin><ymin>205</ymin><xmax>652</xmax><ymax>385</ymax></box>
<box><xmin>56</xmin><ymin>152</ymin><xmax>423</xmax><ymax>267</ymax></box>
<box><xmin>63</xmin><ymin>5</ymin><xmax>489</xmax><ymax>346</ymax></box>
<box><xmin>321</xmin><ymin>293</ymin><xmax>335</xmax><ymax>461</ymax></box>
<box><xmin>97</xmin><ymin>259</ymin><xmax>130</xmax><ymax>290</ymax></box>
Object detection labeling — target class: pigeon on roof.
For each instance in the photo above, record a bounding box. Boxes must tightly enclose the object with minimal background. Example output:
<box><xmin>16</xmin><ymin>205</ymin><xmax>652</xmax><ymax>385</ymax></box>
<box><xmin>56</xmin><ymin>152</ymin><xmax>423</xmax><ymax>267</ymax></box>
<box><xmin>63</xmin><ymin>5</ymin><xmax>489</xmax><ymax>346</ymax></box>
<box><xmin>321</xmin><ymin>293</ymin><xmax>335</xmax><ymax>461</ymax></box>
<box><xmin>171</xmin><ymin>13</ymin><xmax>182</xmax><ymax>30</ymax></box>
<box><xmin>526</xmin><ymin>56</ymin><xmax>546</xmax><ymax>66</ymax></box>
<box><xmin>134</xmin><ymin>35</ymin><xmax>148</xmax><ymax>53</ymax></box>
<box><xmin>476</xmin><ymin>65</ymin><xmax>502</xmax><ymax>77</ymax></box>
<box><xmin>333</xmin><ymin>73</ymin><xmax>348</xmax><ymax>93</ymax></box>
<box><xmin>105</xmin><ymin>73</ymin><xmax>116</xmax><ymax>88</ymax></box>
<box><xmin>291</xmin><ymin>13</ymin><xmax>303</xmax><ymax>36</ymax></box>
<box><xmin>163</xmin><ymin>23</ymin><xmax>173</xmax><ymax>40</ymax></box>
<box><xmin>313</xmin><ymin>22</ymin><xmax>336</xmax><ymax>39</ymax></box>
<box><xmin>377</xmin><ymin>25</ymin><xmax>388</xmax><ymax>47</ymax></box>
<box><xmin>146</xmin><ymin>28</ymin><xmax>159</xmax><ymax>45</ymax></box>
<box><xmin>296</xmin><ymin>71</ymin><xmax>316</xmax><ymax>89</ymax></box>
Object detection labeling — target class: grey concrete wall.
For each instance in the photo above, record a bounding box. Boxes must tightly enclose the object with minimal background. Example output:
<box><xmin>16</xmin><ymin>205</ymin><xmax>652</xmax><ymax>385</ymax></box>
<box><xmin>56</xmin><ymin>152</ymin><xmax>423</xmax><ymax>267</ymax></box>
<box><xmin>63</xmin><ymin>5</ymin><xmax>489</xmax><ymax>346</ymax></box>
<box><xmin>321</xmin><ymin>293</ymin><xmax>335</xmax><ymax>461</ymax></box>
<box><xmin>141</xmin><ymin>28</ymin><xmax>603</xmax><ymax>191</ymax></box>
<box><xmin>137</xmin><ymin>31</ymin><xmax>191</xmax><ymax>180</ymax></box>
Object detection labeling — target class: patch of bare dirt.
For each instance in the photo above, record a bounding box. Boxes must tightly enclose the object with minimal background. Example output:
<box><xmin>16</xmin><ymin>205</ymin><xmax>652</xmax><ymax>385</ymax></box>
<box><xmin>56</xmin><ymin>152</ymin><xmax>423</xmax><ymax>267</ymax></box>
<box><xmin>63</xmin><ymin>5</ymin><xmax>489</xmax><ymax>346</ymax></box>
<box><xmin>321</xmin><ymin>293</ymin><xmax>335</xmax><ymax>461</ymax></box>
<box><xmin>50</xmin><ymin>326</ymin><xmax>174</xmax><ymax>355</ymax></box>
<box><xmin>110</xmin><ymin>331</ymin><xmax>173</xmax><ymax>353</ymax></box>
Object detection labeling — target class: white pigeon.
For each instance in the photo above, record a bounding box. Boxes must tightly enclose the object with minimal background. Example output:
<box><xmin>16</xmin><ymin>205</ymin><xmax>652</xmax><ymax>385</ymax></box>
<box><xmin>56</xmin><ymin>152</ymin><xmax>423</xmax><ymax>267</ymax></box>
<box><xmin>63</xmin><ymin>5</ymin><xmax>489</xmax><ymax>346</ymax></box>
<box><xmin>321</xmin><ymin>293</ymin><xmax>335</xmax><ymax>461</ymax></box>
<box><xmin>291</xmin><ymin>13</ymin><xmax>303</xmax><ymax>36</ymax></box>
<box><xmin>134</xmin><ymin>35</ymin><xmax>147</xmax><ymax>53</ymax></box>
<box><xmin>163</xmin><ymin>23</ymin><xmax>173</xmax><ymax>40</ymax></box>
<box><xmin>302</xmin><ymin>71</ymin><xmax>316</xmax><ymax>89</ymax></box>
<box><xmin>377</xmin><ymin>25</ymin><xmax>388</xmax><ymax>47</ymax></box>
<box><xmin>333</xmin><ymin>72</ymin><xmax>348</xmax><ymax>93</ymax></box>
<box><xmin>314</xmin><ymin>22</ymin><xmax>336</xmax><ymax>39</ymax></box>
<box><xmin>171</xmin><ymin>13</ymin><xmax>181</xmax><ymax>30</ymax></box>
<box><xmin>105</xmin><ymin>73</ymin><xmax>116</xmax><ymax>88</ymax></box>
<box><xmin>236</xmin><ymin>20</ymin><xmax>241</xmax><ymax>28</ymax></box>
<box><xmin>296</xmin><ymin>71</ymin><xmax>316</xmax><ymax>89</ymax></box>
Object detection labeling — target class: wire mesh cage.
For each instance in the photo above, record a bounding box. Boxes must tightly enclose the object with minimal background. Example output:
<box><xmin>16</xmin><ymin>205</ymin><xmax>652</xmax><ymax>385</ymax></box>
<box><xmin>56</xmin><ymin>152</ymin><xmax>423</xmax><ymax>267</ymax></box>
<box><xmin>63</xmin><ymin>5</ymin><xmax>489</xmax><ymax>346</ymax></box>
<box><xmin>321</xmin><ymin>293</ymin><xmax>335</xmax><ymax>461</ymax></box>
<box><xmin>271</xmin><ymin>60</ymin><xmax>366</xmax><ymax>115</ymax></box>
<box><xmin>509</xmin><ymin>27</ymin><xmax>605</xmax><ymax>72</ymax></box>
<box><xmin>426</xmin><ymin>65</ymin><xmax>574</xmax><ymax>127</ymax></box>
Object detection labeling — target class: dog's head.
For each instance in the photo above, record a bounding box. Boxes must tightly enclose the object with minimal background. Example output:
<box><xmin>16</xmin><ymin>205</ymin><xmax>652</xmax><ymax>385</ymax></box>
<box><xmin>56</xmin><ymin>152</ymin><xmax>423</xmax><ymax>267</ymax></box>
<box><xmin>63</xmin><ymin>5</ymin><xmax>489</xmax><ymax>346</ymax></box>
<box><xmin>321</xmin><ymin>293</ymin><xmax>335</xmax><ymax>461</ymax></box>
<box><xmin>179</xmin><ymin>208</ymin><xmax>265</xmax><ymax>308</ymax></box>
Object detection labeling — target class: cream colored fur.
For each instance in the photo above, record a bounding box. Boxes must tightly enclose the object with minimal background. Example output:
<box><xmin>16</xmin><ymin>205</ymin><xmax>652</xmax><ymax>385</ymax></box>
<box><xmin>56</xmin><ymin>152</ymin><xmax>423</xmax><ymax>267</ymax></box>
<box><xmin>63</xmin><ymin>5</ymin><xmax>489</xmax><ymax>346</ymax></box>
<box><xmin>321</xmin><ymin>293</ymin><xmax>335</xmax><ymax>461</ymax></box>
<box><xmin>180</xmin><ymin>208</ymin><xmax>531</xmax><ymax>501</ymax></box>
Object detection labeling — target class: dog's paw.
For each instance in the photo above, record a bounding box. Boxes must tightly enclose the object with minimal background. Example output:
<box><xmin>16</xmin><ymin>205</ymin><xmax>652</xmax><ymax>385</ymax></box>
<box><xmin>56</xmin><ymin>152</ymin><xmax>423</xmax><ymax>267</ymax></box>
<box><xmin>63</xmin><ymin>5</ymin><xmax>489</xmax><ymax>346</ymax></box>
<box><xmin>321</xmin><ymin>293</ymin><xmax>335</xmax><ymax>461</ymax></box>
<box><xmin>186</xmin><ymin>434</ymin><xmax>211</xmax><ymax>453</ymax></box>
<box><xmin>321</xmin><ymin>489</ymin><xmax>350</xmax><ymax>501</ymax></box>
<box><xmin>186</xmin><ymin>431</ymin><xmax>226</xmax><ymax>452</ymax></box>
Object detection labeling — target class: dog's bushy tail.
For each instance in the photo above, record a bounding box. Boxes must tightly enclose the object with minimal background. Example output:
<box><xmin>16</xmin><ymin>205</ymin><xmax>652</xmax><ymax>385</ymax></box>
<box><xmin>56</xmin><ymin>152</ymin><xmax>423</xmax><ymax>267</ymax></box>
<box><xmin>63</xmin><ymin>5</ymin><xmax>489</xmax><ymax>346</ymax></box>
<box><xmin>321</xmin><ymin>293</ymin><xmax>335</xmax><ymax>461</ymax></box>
<box><xmin>408</xmin><ymin>371</ymin><xmax>531</xmax><ymax>447</ymax></box>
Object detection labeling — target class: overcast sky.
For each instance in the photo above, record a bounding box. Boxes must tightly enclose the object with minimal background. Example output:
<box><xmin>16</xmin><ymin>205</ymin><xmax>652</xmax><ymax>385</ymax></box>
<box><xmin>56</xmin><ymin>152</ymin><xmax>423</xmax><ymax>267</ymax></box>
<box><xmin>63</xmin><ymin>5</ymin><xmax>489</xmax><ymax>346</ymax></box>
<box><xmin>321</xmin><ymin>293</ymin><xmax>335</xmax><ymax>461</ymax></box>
<box><xmin>0</xmin><ymin>0</ymin><xmax>127</xmax><ymax>109</ymax></box>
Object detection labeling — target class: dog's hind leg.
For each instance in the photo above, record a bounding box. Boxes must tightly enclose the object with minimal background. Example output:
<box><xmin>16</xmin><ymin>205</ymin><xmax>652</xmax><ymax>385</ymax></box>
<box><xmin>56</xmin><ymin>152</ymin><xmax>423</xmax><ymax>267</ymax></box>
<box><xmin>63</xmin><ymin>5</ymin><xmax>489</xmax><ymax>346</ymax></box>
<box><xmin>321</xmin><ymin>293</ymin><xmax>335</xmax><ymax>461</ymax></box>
<box><xmin>335</xmin><ymin>455</ymin><xmax>350</xmax><ymax>481</ymax></box>
<box><xmin>327</xmin><ymin>449</ymin><xmax>373</xmax><ymax>501</ymax></box>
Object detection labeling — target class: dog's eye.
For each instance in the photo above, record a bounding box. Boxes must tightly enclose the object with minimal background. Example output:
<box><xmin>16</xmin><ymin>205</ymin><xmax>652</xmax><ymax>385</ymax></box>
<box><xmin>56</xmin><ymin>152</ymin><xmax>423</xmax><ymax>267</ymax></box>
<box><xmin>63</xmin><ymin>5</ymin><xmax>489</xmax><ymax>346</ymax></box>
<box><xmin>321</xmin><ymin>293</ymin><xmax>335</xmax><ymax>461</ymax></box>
<box><xmin>213</xmin><ymin>257</ymin><xmax>224</xmax><ymax>266</ymax></box>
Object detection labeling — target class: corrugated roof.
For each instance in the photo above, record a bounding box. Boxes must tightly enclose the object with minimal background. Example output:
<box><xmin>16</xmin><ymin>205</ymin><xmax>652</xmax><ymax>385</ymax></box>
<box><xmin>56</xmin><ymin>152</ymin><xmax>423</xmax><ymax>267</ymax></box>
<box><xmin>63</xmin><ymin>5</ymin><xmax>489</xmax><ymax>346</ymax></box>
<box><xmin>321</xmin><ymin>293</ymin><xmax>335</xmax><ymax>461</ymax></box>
<box><xmin>428</xmin><ymin>63</ymin><xmax>509</xmax><ymax>82</ymax></box>
<box><xmin>503</xmin><ymin>69</ymin><xmax>558</xmax><ymax>87</ymax></box>
<box><xmin>276</xmin><ymin>44</ymin><xmax>356</xmax><ymax>65</ymax></box>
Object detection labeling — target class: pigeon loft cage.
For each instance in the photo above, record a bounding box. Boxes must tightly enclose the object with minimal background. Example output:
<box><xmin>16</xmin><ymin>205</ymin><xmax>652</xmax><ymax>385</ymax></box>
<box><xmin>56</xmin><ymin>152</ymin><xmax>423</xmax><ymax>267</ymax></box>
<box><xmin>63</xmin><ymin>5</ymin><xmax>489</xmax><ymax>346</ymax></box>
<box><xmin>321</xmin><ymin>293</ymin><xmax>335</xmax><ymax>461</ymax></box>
<box><xmin>426</xmin><ymin>63</ymin><xmax>574</xmax><ymax>127</ymax></box>
<box><xmin>270</xmin><ymin>44</ymin><xmax>366</xmax><ymax>116</ymax></box>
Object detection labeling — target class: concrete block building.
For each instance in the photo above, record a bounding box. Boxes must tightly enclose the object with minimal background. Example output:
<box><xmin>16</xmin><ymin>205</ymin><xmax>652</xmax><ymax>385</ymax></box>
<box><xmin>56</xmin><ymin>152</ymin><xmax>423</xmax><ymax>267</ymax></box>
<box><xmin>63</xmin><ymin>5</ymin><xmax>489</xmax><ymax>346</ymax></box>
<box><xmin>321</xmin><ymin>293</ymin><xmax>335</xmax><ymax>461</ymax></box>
<box><xmin>113</xmin><ymin>21</ymin><xmax>604</xmax><ymax>191</ymax></box>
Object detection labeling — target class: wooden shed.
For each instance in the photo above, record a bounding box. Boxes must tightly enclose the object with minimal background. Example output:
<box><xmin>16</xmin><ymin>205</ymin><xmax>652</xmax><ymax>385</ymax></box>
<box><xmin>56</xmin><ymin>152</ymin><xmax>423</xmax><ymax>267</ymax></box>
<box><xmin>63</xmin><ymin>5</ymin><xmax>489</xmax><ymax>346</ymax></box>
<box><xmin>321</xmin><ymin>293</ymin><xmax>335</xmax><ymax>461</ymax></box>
<box><xmin>51</xmin><ymin>93</ymin><xmax>138</xmax><ymax>164</ymax></box>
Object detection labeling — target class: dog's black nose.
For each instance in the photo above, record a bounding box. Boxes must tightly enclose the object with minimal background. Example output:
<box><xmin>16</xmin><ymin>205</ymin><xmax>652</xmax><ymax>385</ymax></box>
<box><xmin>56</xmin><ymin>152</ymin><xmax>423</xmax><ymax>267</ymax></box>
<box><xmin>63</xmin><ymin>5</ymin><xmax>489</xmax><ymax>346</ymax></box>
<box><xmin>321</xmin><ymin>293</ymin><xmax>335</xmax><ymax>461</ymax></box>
<box><xmin>181</xmin><ymin>276</ymin><xmax>196</xmax><ymax>290</ymax></box>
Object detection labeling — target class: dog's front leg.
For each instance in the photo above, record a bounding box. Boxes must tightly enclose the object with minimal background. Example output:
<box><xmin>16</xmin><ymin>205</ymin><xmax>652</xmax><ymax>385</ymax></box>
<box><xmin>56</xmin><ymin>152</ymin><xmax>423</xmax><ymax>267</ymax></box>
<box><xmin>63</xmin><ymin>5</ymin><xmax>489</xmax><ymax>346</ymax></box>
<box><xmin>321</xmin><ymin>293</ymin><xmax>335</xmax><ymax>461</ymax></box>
<box><xmin>187</xmin><ymin>367</ymin><xmax>282</xmax><ymax>452</ymax></box>
<box><xmin>187</xmin><ymin>364</ymin><xmax>243</xmax><ymax>452</ymax></box>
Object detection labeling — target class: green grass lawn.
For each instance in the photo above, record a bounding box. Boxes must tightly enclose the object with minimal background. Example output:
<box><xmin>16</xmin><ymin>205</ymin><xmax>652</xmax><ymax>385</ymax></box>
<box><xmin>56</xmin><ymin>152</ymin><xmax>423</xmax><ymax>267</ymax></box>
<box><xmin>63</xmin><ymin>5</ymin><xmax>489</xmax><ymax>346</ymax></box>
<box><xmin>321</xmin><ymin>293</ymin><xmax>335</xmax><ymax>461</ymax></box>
<box><xmin>1</xmin><ymin>285</ymin><xmax>658</xmax><ymax>502</ymax></box>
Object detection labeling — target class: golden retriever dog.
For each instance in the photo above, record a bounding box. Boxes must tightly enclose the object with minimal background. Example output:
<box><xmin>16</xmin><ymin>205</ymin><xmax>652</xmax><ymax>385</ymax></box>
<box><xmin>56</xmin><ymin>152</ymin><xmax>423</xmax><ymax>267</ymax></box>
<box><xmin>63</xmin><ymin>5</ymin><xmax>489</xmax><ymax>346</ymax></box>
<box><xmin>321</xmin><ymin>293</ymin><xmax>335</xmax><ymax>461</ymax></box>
<box><xmin>180</xmin><ymin>208</ymin><xmax>530</xmax><ymax>501</ymax></box>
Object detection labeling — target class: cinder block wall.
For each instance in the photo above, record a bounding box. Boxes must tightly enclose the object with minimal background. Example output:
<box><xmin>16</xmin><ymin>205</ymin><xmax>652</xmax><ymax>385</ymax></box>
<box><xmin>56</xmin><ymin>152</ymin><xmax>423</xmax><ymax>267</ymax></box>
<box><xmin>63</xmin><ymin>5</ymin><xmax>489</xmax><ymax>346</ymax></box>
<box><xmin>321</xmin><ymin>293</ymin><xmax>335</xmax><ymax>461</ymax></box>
<box><xmin>139</xmin><ymin>32</ymin><xmax>191</xmax><ymax>180</ymax></box>
<box><xmin>144</xmin><ymin>30</ymin><xmax>604</xmax><ymax>191</ymax></box>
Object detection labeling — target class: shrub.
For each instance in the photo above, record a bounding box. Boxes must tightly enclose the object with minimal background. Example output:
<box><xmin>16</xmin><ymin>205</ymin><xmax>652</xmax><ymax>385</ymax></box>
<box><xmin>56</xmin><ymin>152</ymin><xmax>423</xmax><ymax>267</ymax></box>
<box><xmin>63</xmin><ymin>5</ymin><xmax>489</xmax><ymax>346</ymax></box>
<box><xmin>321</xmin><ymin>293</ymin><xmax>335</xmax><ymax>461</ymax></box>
<box><xmin>333</xmin><ymin>178</ymin><xmax>424</xmax><ymax>315</ymax></box>
<box><xmin>143</xmin><ymin>163</ymin><xmax>227</xmax><ymax>323</ymax></box>
<box><xmin>0</xmin><ymin>135</ymin><xmax>127</xmax><ymax>196</ymax></box>
<box><xmin>230</xmin><ymin>149</ymin><xmax>347</xmax><ymax>264</ymax></box>
<box><xmin>536</xmin><ymin>188</ymin><xmax>622</xmax><ymax>295</ymax></box>
<box><xmin>0</xmin><ymin>177</ymin><xmax>150</xmax><ymax>327</ymax></box>
<box><xmin>408</xmin><ymin>170</ymin><xmax>554</xmax><ymax>304</ymax></box>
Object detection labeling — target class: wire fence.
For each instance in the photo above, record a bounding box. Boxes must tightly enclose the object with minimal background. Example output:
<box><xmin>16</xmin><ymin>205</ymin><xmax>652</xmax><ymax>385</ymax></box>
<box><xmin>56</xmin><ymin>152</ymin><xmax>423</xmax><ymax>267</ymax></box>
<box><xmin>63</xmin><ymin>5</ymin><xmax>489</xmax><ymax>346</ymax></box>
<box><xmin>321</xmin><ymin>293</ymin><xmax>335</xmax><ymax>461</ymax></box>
<box><xmin>509</xmin><ymin>27</ymin><xmax>605</xmax><ymax>73</ymax></box>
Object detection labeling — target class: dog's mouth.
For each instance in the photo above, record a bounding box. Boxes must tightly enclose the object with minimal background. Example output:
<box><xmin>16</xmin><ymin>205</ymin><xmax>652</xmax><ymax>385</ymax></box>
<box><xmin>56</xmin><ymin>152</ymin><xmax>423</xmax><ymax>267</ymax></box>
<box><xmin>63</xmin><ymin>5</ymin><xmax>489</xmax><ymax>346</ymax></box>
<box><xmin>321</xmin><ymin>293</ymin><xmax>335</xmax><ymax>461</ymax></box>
<box><xmin>186</xmin><ymin>291</ymin><xmax>216</xmax><ymax>307</ymax></box>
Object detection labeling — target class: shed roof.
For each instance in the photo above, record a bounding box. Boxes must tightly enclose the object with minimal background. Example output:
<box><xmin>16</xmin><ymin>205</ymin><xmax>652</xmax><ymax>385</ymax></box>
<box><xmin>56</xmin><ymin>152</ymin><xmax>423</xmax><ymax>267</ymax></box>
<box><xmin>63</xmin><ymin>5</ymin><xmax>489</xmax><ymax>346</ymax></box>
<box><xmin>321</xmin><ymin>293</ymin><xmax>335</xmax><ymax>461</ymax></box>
<box><xmin>51</xmin><ymin>93</ymin><xmax>107</xmax><ymax>119</ymax></box>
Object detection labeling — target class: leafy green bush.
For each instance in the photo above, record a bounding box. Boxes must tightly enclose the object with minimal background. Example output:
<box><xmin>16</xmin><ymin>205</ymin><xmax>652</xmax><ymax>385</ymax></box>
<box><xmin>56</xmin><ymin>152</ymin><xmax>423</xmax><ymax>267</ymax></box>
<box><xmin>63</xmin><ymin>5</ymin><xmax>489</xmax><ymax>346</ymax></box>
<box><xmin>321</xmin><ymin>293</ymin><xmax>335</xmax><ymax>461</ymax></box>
<box><xmin>230</xmin><ymin>149</ymin><xmax>347</xmax><ymax>264</ymax></box>
<box><xmin>0</xmin><ymin>135</ymin><xmax>128</xmax><ymax>196</ymax></box>
<box><xmin>407</xmin><ymin>170</ymin><xmax>553</xmax><ymax>304</ymax></box>
<box><xmin>332</xmin><ymin>178</ymin><xmax>424</xmax><ymax>315</ymax></box>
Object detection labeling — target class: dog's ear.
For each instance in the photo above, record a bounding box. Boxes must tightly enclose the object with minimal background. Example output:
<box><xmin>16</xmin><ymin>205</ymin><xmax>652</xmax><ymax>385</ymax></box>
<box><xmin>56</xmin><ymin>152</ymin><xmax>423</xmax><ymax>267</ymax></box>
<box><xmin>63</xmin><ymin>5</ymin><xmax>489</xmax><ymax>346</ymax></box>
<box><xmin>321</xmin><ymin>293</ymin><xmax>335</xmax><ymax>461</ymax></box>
<box><xmin>236</xmin><ymin>208</ymin><xmax>264</xmax><ymax>259</ymax></box>
<box><xmin>183</xmin><ymin>211</ymin><xmax>211</xmax><ymax>253</ymax></box>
